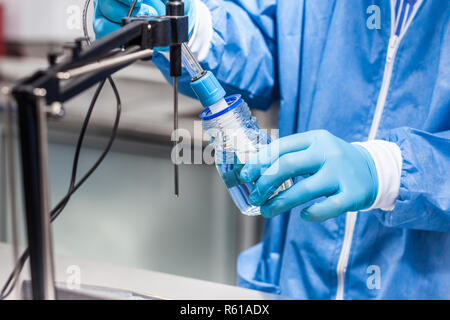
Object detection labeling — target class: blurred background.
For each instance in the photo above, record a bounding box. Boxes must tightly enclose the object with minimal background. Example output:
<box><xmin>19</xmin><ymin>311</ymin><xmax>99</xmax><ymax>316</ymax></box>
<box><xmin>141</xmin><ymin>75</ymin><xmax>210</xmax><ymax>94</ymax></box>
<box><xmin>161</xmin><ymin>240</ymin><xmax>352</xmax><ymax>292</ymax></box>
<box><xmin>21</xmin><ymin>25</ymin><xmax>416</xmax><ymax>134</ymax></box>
<box><xmin>0</xmin><ymin>0</ymin><xmax>280</xmax><ymax>285</ymax></box>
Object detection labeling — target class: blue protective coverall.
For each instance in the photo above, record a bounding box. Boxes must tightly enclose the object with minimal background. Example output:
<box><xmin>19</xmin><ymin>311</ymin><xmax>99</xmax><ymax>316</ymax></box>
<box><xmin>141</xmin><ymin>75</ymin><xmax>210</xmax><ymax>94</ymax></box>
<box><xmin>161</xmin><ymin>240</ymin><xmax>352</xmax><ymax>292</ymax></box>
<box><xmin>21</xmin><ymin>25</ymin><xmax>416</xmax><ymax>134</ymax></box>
<box><xmin>153</xmin><ymin>0</ymin><xmax>450</xmax><ymax>299</ymax></box>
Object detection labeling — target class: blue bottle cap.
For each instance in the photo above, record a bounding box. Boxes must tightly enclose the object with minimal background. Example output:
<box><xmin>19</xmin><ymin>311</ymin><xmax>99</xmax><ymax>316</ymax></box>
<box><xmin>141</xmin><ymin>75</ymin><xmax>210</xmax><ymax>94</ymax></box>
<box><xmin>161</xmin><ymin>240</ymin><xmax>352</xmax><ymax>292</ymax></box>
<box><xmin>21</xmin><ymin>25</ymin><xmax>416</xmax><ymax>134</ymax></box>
<box><xmin>199</xmin><ymin>94</ymin><xmax>242</xmax><ymax>120</ymax></box>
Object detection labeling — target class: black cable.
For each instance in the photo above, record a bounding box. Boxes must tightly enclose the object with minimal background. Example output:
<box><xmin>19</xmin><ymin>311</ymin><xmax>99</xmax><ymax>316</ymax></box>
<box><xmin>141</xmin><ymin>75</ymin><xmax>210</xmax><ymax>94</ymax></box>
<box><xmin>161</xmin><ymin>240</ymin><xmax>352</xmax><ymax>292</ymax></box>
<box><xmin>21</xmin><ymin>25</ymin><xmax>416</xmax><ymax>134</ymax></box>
<box><xmin>52</xmin><ymin>79</ymin><xmax>107</xmax><ymax>219</ymax></box>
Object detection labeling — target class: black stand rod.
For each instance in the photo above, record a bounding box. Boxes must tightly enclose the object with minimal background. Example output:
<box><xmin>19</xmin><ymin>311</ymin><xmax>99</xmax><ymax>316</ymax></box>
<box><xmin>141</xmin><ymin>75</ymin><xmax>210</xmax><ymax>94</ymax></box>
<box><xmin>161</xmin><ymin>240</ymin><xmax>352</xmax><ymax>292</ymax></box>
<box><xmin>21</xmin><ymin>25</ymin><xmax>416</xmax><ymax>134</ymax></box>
<box><xmin>13</xmin><ymin>88</ymin><xmax>55</xmax><ymax>300</ymax></box>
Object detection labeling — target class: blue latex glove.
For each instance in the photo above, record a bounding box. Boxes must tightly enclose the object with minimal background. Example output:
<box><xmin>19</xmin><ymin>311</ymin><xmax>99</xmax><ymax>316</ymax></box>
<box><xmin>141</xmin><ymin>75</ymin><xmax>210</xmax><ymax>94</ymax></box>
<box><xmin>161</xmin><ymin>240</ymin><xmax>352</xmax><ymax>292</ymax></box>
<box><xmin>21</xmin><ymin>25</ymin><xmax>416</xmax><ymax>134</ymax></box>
<box><xmin>93</xmin><ymin>0</ymin><xmax>195</xmax><ymax>40</ymax></box>
<box><xmin>240</xmin><ymin>130</ymin><xmax>379</xmax><ymax>222</ymax></box>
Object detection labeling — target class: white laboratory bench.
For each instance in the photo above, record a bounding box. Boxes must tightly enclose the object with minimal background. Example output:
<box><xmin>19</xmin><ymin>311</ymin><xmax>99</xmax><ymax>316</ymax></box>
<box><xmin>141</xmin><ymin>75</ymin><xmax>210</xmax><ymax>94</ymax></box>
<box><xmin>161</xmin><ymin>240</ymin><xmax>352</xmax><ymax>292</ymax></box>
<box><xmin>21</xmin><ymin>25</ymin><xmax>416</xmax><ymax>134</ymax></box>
<box><xmin>0</xmin><ymin>242</ymin><xmax>283</xmax><ymax>300</ymax></box>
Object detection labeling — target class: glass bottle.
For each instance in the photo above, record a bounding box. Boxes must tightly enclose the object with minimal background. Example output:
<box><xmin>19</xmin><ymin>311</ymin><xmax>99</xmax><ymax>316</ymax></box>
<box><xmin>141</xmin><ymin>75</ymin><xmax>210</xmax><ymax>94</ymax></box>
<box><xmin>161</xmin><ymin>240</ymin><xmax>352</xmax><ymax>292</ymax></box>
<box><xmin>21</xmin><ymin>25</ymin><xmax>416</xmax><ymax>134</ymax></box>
<box><xmin>200</xmin><ymin>95</ymin><xmax>293</xmax><ymax>216</ymax></box>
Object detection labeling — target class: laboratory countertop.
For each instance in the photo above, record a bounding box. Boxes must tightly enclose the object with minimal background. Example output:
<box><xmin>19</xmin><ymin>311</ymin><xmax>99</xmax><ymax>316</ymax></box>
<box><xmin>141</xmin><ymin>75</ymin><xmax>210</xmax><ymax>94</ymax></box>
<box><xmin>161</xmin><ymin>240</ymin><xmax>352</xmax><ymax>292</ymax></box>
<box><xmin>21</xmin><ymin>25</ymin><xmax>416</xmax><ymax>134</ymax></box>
<box><xmin>0</xmin><ymin>242</ymin><xmax>284</xmax><ymax>300</ymax></box>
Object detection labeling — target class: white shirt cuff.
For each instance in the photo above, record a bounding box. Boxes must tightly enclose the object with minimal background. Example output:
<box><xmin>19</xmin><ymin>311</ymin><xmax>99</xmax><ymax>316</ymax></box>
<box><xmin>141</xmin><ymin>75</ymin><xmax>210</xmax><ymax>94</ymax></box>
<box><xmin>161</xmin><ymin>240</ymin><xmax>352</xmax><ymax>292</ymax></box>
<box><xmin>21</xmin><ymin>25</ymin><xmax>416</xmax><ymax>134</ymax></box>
<box><xmin>353</xmin><ymin>140</ymin><xmax>403</xmax><ymax>211</ymax></box>
<box><xmin>188</xmin><ymin>0</ymin><xmax>213</xmax><ymax>62</ymax></box>
<box><xmin>162</xmin><ymin>0</ymin><xmax>212</xmax><ymax>62</ymax></box>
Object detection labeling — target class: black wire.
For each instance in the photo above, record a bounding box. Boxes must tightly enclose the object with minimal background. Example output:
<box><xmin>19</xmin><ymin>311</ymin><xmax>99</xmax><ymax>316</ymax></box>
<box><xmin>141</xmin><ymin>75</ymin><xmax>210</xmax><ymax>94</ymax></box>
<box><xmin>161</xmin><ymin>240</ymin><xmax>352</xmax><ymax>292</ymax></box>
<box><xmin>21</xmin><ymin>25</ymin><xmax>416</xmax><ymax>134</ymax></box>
<box><xmin>52</xmin><ymin>79</ymin><xmax>107</xmax><ymax>219</ymax></box>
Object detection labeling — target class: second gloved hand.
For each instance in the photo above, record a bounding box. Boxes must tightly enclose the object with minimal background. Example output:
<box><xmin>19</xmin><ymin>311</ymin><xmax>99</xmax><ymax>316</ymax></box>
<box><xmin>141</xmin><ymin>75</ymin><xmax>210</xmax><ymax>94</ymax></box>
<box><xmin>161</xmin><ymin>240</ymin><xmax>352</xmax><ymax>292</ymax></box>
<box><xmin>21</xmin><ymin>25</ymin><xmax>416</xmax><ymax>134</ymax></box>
<box><xmin>240</xmin><ymin>130</ymin><xmax>379</xmax><ymax>221</ymax></box>
<box><xmin>93</xmin><ymin>0</ymin><xmax>196</xmax><ymax>39</ymax></box>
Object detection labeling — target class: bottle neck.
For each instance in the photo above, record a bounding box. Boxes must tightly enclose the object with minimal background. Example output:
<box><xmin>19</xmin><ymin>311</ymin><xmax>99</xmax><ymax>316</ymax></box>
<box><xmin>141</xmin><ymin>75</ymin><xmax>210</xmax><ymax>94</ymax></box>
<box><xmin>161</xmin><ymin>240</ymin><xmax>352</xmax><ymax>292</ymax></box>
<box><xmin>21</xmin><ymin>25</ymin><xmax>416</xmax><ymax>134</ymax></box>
<box><xmin>202</xmin><ymin>99</ymin><xmax>253</xmax><ymax>136</ymax></box>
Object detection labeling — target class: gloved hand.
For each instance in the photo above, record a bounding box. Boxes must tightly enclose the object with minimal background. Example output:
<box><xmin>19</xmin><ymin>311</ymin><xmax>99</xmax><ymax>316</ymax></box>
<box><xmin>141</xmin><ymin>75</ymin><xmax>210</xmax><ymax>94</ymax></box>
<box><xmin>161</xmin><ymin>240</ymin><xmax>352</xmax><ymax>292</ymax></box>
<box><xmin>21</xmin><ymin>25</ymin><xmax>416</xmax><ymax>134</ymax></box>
<box><xmin>240</xmin><ymin>130</ymin><xmax>379</xmax><ymax>222</ymax></box>
<box><xmin>93</xmin><ymin>0</ymin><xmax>196</xmax><ymax>39</ymax></box>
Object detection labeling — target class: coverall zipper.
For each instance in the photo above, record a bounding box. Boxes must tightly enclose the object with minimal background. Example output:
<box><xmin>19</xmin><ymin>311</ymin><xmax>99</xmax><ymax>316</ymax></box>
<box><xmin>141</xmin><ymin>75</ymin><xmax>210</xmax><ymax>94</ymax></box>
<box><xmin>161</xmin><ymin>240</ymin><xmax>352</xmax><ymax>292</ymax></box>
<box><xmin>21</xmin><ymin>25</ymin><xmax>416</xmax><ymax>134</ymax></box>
<box><xmin>335</xmin><ymin>0</ymin><xmax>423</xmax><ymax>300</ymax></box>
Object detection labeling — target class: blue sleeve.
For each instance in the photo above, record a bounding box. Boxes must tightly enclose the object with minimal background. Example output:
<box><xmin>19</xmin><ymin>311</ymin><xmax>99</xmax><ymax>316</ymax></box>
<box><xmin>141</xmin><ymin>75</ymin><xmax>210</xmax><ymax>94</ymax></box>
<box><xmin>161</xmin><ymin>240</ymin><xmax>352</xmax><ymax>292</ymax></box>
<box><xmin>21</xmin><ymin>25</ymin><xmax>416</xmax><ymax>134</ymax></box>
<box><xmin>152</xmin><ymin>0</ymin><xmax>277</xmax><ymax>110</ymax></box>
<box><xmin>373</xmin><ymin>127</ymin><xmax>450</xmax><ymax>232</ymax></box>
